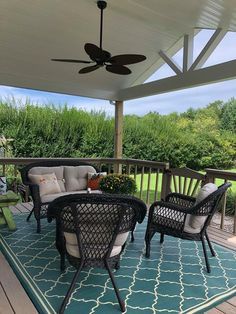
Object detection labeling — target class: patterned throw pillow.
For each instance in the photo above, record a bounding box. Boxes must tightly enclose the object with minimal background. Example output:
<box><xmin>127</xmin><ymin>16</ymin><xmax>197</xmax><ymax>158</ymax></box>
<box><xmin>28</xmin><ymin>173</ymin><xmax>61</xmax><ymax>196</ymax></box>
<box><xmin>87</xmin><ymin>172</ymin><xmax>107</xmax><ymax>190</ymax></box>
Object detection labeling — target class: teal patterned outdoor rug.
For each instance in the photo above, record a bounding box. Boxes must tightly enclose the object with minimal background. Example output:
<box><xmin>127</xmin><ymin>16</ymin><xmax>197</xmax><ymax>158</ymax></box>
<box><xmin>0</xmin><ymin>214</ymin><xmax>236</xmax><ymax>314</ymax></box>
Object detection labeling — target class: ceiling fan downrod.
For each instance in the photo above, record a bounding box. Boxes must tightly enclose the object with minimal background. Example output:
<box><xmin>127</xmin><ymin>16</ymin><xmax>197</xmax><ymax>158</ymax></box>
<box><xmin>97</xmin><ymin>1</ymin><xmax>107</xmax><ymax>50</ymax></box>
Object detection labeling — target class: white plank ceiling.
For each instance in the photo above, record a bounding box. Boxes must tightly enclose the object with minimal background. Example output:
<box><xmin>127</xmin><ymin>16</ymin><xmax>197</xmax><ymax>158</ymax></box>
<box><xmin>0</xmin><ymin>0</ymin><xmax>236</xmax><ymax>100</ymax></box>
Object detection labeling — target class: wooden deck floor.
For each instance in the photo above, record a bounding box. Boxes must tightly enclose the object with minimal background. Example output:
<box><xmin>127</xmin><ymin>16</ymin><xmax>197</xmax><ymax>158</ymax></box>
<box><xmin>0</xmin><ymin>202</ymin><xmax>236</xmax><ymax>314</ymax></box>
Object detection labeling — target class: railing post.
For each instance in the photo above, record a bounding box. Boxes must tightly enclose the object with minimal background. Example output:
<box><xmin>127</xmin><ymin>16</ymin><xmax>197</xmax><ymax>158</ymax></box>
<box><xmin>205</xmin><ymin>172</ymin><xmax>215</xmax><ymax>184</ymax></box>
<box><xmin>220</xmin><ymin>182</ymin><xmax>227</xmax><ymax>230</ymax></box>
<box><xmin>234</xmin><ymin>202</ymin><xmax>236</xmax><ymax>235</ymax></box>
<box><xmin>161</xmin><ymin>169</ymin><xmax>171</xmax><ymax>200</ymax></box>
<box><xmin>114</xmin><ymin>100</ymin><xmax>123</xmax><ymax>173</ymax></box>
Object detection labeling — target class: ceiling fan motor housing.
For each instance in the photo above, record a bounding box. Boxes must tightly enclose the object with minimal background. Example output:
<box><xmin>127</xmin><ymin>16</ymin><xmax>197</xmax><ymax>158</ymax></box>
<box><xmin>97</xmin><ymin>1</ymin><xmax>107</xmax><ymax>10</ymax></box>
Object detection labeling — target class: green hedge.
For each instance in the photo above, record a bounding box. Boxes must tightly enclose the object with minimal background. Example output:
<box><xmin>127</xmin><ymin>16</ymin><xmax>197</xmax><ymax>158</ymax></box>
<box><xmin>0</xmin><ymin>97</ymin><xmax>235</xmax><ymax>170</ymax></box>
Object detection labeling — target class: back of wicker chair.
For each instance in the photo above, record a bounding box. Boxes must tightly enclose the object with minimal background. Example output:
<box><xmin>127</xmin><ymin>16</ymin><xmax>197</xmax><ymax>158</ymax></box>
<box><xmin>145</xmin><ymin>182</ymin><xmax>231</xmax><ymax>273</ymax></box>
<box><xmin>47</xmin><ymin>193</ymin><xmax>146</xmax><ymax>313</ymax></box>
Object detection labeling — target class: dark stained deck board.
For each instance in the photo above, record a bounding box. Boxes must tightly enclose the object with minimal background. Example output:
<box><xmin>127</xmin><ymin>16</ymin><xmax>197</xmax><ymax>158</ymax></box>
<box><xmin>0</xmin><ymin>252</ymin><xmax>38</xmax><ymax>314</ymax></box>
<box><xmin>0</xmin><ymin>203</ymin><xmax>235</xmax><ymax>314</ymax></box>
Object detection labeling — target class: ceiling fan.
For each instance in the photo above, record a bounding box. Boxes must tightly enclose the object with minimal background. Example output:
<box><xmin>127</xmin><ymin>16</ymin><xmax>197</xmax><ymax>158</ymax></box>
<box><xmin>51</xmin><ymin>1</ymin><xmax>146</xmax><ymax>75</ymax></box>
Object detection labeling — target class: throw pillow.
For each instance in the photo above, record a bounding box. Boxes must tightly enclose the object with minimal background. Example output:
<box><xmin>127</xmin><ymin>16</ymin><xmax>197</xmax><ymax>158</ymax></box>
<box><xmin>28</xmin><ymin>173</ymin><xmax>61</xmax><ymax>196</ymax></box>
<box><xmin>189</xmin><ymin>183</ymin><xmax>218</xmax><ymax>229</ymax></box>
<box><xmin>87</xmin><ymin>172</ymin><xmax>107</xmax><ymax>190</ymax></box>
<box><xmin>28</xmin><ymin>166</ymin><xmax>65</xmax><ymax>192</ymax></box>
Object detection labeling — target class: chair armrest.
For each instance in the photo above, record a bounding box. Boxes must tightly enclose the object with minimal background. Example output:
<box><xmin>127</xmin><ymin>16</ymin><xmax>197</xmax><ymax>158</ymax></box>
<box><xmin>148</xmin><ymin>201</ymin><xmax>187</xmax><ymax>232</ymax></box>
<box><xmin>150</xmin><ymin>201</ymin><xmax>192</xmax><ymax>215</ymax></box>
<box><xmin>24</xmin><ymin>182</ymin><xmax>41</xmax><ymax>204</ymax></box>
<box><xmin>165</xmin><ymin>193</ymin><xmax>196</xmax><ymax>207</ymax></box>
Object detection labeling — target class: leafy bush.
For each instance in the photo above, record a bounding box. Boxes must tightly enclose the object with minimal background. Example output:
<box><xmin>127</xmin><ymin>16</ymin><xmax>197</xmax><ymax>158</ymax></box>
<box><xmin>6</xmin><ymin>175</ymin><xmax>21</xmax><ymax>191</ymax></box>
<box><xmin>0</xmin><ymin>97</ymin><xmax>235</xmax><ymax>171</ymax></box>
<box><xmin>99</xmin><ymin>174</ymin><xmax>137</xmax><ymax>195</ymax></box>
<box><xmin>217</xmin><ymin>188</ymin><xmax>236</xmax><ymax>216</ymax></box>
<box><xmin>221</xmin><ymin>98</ymin><xmax>236</xmax><ymax>133</ymax></box>
<box><xmin>226</xmin><ymin>189</ymin><xmax>236</xmax><ymax>215</ymax></box>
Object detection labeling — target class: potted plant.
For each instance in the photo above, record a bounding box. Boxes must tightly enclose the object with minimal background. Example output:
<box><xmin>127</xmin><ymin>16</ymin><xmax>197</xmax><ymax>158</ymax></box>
<box><xmin>99</xmin><ymin>173</ymin><xmax>137</xmax><ymax>195</ymax></box>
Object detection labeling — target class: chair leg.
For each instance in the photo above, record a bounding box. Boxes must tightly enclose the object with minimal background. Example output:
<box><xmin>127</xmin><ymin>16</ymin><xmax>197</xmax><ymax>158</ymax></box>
<box><xmin>145</xmin><ymin>229</ymin><xmax>155</xmax><ymax>258</ymax></box>
<box><xmin>26</xmin><ymin>208</ymin><xmax>34</xmax><ymax>221</ymax></box>
<box><xmin>145</xmin><ymin>235</ymin><xmax>151</xmax><ymax>258</ymax></box>
<box><xmin>160</xmin><ymin>233</ymin><xmax>164</xmax><ymax>244</ymax></box>
<box><xmin>205</xmin><ymin>232</ymin><xmax>216</xmax><ymax>257</ymax></box>
<box><xmin>59</xmin><ymin>263</ymin><xmax>83</xmax><ymax>314</ymax></box>
<box><xmin>201</xmin><ymin>236</ymin><xmax>211</xmax><ymax>273</ymax></box>
<box><xmin>36</xmin><ymin>219</ymin><xmax>41</xmax><ymax>233</ymax></box>
<box><xmin>130</xmin><ymin>222</ymin><xmax>136</xmax><ymax>242</ymax></box>
<box><xmin>60</xmin><ymin>253</ymin><xmax>66</xmax><ymax>271</ymax></box>
<box><xmin>115</xmin><ymin>260</ymin><xmax>120</xmax><ymax>270</ymax></box>
<box><xmin>105</xmin><ymin>260</ymin><xmax>125</xmax><ymax>312</ymax></box>
<box><xmin>130</xmin><ymin>230</ymin><xmax>135</xmax><ymax>242</ymax></box>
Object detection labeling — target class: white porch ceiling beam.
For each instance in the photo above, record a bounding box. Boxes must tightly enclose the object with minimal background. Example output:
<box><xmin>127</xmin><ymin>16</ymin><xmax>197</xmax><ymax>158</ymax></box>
<box><xmin>115</xmin><ymin>59</ymin><xmax>236</xmax><ymax>101</ymax></box>
<box><xmin>189</xmin><ymin>28</ymin><xmax>227</xmax><ymax>71</ymax></box>
<box><xmin>183</xmin><ymin>33</ymin><xmax>194</xmax><ymax>72</ymax></box>
<box><xmin>158</xmin><ymin>50</ymin><xmax>182</xmax><ymax>75</ymax></box>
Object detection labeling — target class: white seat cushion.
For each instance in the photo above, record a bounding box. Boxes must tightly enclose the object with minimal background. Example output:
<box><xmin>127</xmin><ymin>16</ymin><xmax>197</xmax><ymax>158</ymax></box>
<box><xmin>184</xmin><ymin>183</ymin><xmax>218</xmax><ymax>233</ymax></box>
<box><xmin>64</xmin><ymin>231</ymin><xmax>129</xmax><ymax>258</ymax></box>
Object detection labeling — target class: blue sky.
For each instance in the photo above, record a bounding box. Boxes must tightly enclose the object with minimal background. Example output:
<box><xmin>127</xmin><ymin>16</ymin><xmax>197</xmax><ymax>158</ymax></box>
<box><xmin>0</xmin><ymin>30</ymin><xmax>235</xmax><ymax>116</ymax></box>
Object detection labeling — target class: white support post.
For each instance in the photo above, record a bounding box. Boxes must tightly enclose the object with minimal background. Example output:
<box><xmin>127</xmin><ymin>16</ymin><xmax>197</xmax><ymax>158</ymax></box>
<box><xmin>183</xmin><ymin>33</ymin><xmax>194</xmax><ymax>72</ymax></box>
<box><xmin>189</xmin><ymin>28</ymin><xmax>226</xmax><ymax>70</ymax></box>
<box><xmin>159</xmin><ymin>50</ymin><xmax>182</xmax><ymax>75</ymax></box>
<box><xmin>114</xmin><ymin>100</ymin><xmax>123</xmax><ymax>173</ymax></box>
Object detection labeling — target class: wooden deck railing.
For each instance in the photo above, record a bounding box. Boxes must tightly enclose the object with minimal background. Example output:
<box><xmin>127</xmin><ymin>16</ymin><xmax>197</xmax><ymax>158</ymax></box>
<box><xmin>0</xmin><ymin>158</ymin><xmax>235</xmax><ymax>234</ymax></box>
<box><xmin>206</xmin><ymin>168</ymin><xmax>236</xmax><ymax>234</ymax></box>
<box><xmin>0</xmin><ymin>157</ymin><xmax>169</xmax><ymax>205</ymax></box>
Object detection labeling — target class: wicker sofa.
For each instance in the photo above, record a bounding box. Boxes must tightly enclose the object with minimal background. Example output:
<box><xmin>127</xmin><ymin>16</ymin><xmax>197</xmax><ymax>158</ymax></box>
<box><xmin>20</xmin><ymin>160</ymin><xmax>100</xmax><ymax>233</ymax></box>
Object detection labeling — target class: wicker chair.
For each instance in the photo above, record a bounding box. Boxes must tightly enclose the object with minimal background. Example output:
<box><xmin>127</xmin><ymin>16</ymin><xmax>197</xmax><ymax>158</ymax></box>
<box><xmin>145</xmin><ymin>182</ymin><xmax>231</xmax><ymax>273</ymax></box>
<box><xmin>47</xmin><ymin>193</ymin><xmax>146</xmax><ymax>313</ymax></box>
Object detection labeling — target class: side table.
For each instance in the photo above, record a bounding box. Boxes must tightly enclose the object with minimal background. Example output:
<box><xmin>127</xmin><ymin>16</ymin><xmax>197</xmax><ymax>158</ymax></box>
<box><xmin>0</xmin><ymin>191</ymin><xmax>20</xmax><ymax>231</ymax></box>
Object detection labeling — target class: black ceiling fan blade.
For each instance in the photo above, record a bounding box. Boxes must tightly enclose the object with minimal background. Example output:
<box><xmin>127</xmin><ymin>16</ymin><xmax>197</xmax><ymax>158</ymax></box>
<box><xmin>108</xmin><ymin>54</ymin><xmax>146</xmax><ymax>65</ymax></box>
<box><xmin>51</xmin><ymin>58</ymin><xmax>93</xmax><ymax>64</ymax></box>
<box><xmin>52</xmin><ymin>2</ymin><xmax>146</xmax><ymax>76</ymax></box>
<box><xmin>79</xmin><ymin>64</ymin><xmax>101</xmax><ymax>74</ymax></box>
<box><xmin>84</xmin><ymin>43</ymin><xmax>107</xmax><ymax>61</ymax></box>
<box><xmin>106</xmin><ymin>65</ymin><xmax>131</xmax><ymax>75</ymax></box>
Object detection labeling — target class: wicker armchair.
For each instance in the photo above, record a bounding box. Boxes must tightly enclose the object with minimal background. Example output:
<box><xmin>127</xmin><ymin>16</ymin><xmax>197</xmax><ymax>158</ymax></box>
<box><xmin>47</xmin><ymin>193</ymin><xmax>146</xmax><ymax>313</ymax></box>
<box><xmin>145</xmin><ymin>182</ymin><xmax>231</xmax><ymax>273</ymax></box>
